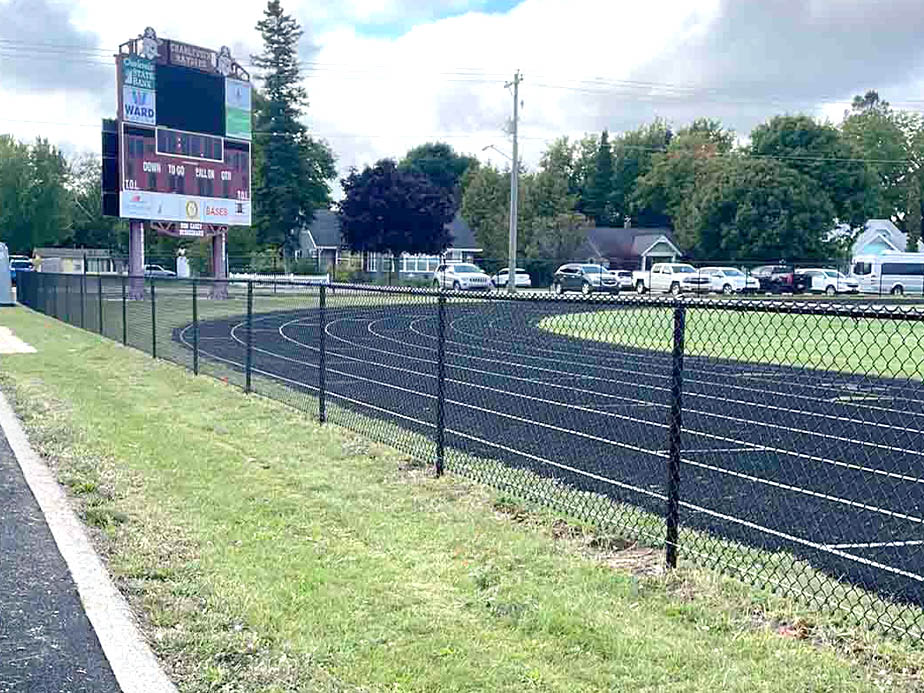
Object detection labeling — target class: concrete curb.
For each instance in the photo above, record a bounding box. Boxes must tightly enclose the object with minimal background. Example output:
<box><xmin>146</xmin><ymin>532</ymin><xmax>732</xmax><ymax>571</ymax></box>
<box><xmin>0</xmin><ymin>389</ymin><xmax>177</xmax><ymax>693</ymax></box>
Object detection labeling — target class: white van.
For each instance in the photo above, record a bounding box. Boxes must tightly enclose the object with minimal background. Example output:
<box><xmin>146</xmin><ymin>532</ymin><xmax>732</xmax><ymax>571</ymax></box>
<box><xmin>850</xmin><ymin>253</ymin><xmax>924</xmax><ymax>295</ymax></box>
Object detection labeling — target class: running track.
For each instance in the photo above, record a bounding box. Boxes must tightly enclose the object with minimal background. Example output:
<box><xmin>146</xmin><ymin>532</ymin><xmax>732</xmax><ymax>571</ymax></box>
<box><xmin>176</xmin><ymin>296</ymin><xmax>924</xmax><ymax>608</ymax></box>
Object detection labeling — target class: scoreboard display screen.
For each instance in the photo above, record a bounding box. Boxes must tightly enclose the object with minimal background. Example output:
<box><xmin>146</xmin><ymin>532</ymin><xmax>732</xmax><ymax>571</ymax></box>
<box><xmin>116</xmin><ymin>33</ymin><xmax>252</xmax><ymax>228</ymax></box>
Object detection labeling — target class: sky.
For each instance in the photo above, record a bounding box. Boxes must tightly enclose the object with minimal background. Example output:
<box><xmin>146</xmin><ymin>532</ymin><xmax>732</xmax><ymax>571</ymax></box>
<box><xmin>3</xmin><ymin>0</ymin><xmax>924</xmax><ymax>195</ymax></box>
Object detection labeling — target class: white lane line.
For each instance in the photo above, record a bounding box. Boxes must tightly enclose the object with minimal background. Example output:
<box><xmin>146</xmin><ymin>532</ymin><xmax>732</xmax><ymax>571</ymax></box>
<box><xmin>395</xmin><ymin>317</ymin><xmax>924</xmax><ymax>457</ymax></box>
<box><xmin>0</xmin><ymin>391</ymin><xmax>177</xmax><ymax>693</ymax></box>
<box><xmin>273</xmin><ymin>313</ymin><xmax>924</xmax><ymax>488</ymax></box>
<box><xmin>445</xmin><ymin>309</ymin><xmax>924</xmax><ymax>405</ymax></box>
<box><xmin>825</xmin><ymin>540</ymin><xmax>924</xmax><ymax>550</ymax></box>
<box><xmin>425</xmin><ymin>311</ymin><xmax>924</xmax><ymax>419</ymax></box>
<box><xmin>665</xmin><ymin>447</ymin><xmax>765</xmax><ymax>454</ymax></box>
<box><xmin>260</xmin><ymin>316</ymin><xmax>924</xmax><ymax>521</ymax></box>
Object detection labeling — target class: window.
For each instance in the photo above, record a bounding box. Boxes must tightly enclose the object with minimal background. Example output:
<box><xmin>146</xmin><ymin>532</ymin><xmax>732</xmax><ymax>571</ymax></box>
<box><xmin>853</xmin><ymin>262</ymin><xmax>872</xmax><ymax>276</ymax></box>
<box><xmin>882</xmin><ymin>262</ymin><xmax>924</xmax><ymax>276</ymax></box>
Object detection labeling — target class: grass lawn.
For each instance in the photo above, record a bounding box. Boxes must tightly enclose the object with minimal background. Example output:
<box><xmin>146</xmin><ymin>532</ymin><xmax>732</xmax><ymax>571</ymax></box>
<box><xmin>540</xmin><ymin>307</ymin><xmax>924</xmax><ymax>380</ymax></box>
<box><xmin>2</xmin><ymin>305</ymin><xmax>923</xmax><ymax>691</ymax></box>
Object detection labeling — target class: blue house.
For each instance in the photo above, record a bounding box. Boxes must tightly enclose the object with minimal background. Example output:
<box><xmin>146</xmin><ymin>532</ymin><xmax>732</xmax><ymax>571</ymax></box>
<box><xmin>848</xmin><ymin>219</ymin><xmax>923</xmax><ymax>257</ymax></box>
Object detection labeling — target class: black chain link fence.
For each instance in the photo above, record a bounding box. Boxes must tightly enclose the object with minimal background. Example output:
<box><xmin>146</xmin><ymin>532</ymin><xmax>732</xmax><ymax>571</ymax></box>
<box><xmin>16</xmin><ymin>271</ymin><xmax>924</xmax><ymax>638</ymax></box>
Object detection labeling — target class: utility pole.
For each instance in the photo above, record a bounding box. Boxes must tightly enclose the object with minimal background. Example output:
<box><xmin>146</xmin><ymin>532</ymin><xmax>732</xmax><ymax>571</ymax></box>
<box><xmin>505</xmin><ymin>70</ymin><xmax>522</xmax><ymax>294</ymax></box>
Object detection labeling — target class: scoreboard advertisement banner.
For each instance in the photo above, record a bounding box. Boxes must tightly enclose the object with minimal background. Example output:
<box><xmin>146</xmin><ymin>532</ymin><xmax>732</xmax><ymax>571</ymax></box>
<box><xmin>112</xmin><ymin>28</ymin><xmax>251</xmax><ymax>228</ymax></box>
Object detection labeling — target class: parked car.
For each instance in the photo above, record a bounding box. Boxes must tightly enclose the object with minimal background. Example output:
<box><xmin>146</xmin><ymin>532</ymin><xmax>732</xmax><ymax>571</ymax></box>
<box><xmin>551</xmin><ymin>264</ymin><xmax>621</xmax><ymax>295</ymax></box>
<box><xmin>489</xmin><ymin>267</ymin><xmax>532</xmax><ymax>289</ymax></box>
<box><xmin>750</xmin><ymin>264</ymin><xmax>807</xmax><ymax>294</ymax></box>
<box><xmin>9</xmin><ymin>256</ymin><xmax>33</xmax><ymax>285</ymax></box>
<box><xmin>432</xmin><ymin>262</ymin><xmax>491</xmax><ymax>291</ymax></box>
<box><xmin>613</xmin><ymin>270</ymin><xmax>634</xmax><ymax>291</ymax></box>
<box><xmin>698</xmin><ymin>266</ymin><xmax>760</xmax><ymax>295</ymax></box>
<box><xmin>144</xmin><ymin>264</ymin><xmax>177</xmax><ymax>278</ymax></box>
<box><xmin>796</xmin><ymin>268</ymin><xmax>859</xmax><ymax>295</ymax></box>
<box><xmin>633</xmin><ymin>263</ymin><xmax>711</xmax><ymax>294</ymax></box>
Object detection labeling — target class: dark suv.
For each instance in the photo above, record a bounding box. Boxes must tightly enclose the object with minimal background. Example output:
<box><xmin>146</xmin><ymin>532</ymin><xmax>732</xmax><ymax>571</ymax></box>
<box><xmin>750</xmin><ymin>264</ymin><xmax>808</xmax><ymax>294</ymax></box>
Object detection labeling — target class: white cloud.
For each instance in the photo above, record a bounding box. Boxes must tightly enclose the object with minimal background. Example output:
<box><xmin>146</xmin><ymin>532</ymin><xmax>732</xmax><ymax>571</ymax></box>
<box><xmin>3</xmin><ymin>0</ymin><xmax>924</xmax><ymax>198</ymax></box>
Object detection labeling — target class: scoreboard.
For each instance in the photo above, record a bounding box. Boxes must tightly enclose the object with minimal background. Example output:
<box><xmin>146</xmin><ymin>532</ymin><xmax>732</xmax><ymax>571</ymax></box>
<box><xmin>110</xmin><ymin>28</ymin><xmax>251</xmax><ymax>232</ymax></box>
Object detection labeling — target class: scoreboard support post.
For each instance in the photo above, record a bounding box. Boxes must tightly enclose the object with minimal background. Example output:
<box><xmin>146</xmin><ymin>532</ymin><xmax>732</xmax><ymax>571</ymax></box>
<box><xmin>128</xmin><ymin>220</ymin><xmax>145</xmax><ymax>300</ymax></box>
<box><xmin>209</xmin><ymin>232</ymin><xmax>229</xmax><ymax>300</ymax></box>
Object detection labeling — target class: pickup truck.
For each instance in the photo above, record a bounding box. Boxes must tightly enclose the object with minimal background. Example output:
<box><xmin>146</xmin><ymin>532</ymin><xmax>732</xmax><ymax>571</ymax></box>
<box><xmin>633</xmin><ymin>263</ymin><xmax>712</xmax><ymax>295</ymax></box>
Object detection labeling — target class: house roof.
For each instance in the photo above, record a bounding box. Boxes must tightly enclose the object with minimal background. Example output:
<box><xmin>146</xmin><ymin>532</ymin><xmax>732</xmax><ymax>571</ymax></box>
<box><xmin>300</xmin><ymin>210</ymin><xmax>481</xmax><ymax>252</ymax></box>
<box><xmin>850</xmin><ymin>219</ymin><xmax>909</xmax><ymax>256</ymax></box>
<box><xmin>575</xmin><ymin>227</ymin><xmax>680</xmax><ymax>261</ymax></box>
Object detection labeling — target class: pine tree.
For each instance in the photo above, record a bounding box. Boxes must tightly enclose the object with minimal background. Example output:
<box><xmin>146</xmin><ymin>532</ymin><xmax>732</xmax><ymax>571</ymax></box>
<box><xmin>583</xmin><ymin>131</ymin><xmax>615</xmax><ymax>226</ymax></box>
<box><xmin>251</xmin><ymin>1</ymin><xmax>335</xmax><ymax>261</ymax></box>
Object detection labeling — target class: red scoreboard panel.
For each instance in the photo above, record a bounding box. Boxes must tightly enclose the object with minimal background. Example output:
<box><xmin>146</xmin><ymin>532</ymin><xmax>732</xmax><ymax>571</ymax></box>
<box><xmin>120</xmin><ymin>124</ymin><xmax>250</xmax><ymax>226</ymax></box>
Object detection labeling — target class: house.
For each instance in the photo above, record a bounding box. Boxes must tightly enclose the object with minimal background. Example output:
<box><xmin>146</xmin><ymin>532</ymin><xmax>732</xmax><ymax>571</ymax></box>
<box><xmin>572</xmin><ymin>225</ymin><xmax>683</xmax><ymax>270</ymax></box>
<box><xmin>848</xmin><ymin>219</ymin><xmax>923</xmax><ymax>257</ymax></box>
<box><xmin>298</xmin><ymin>210</ymin><xmax>482</xmax><ymax>277</ymax></box>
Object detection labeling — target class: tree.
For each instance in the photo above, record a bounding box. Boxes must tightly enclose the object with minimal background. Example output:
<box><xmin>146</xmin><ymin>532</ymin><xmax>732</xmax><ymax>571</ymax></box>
<box><xmin>841</xmin><ymin>94</ymin><xmax>920</xmax><ymax>220</ymax></box>
<box><xmin>338</xmin><ymin>160</ymin><xmax>455</xmax><ymax>272</ymax></box>
<box><xmin>251</xmin><ymin>1</ymin><xmax>336</xmax><ymax>261</ymax></box>
<box><xmin>676</xmin><ymin>156</ymin><xmax>836</xmax><ymax>261</ymax></box>
<box><xmin>907</xmin><ymin>173</ymin><xmax>922</xmax><ymax>252</ymax></box>
<box><xmin>632</xmin><ymin>126</ymin><xmax>728</xmax><ymax>228</ymax></box>
<box><xmin>0</xmin><ymin>136</ymin><xmax>71</xmax><ymax>254</ymax></box>
<box><xmin>398</xmin><ymin>142</ymin><xmax>476</xmax><ymax>206</ymax></box>
<box><xmin>750</xmin><ymin>115</ymin><xmax>878</xmax><ymax>229</ymax></box>
<box><xmin>581</xmin><ymin>130</ymin><xmax>615</xmax><ymax>225</ymax></box>
<box><xmin>66</xmin><ymin>154</ymin><xmax>125</xmax><ymax>250</ymax></box>
<box><xmin>612</xmin><ymin>119</ymin><xmax>673</xmax><ymax>226</ymax></box>
<box><xmin>460</xmin><ymin>164</ymin><xmax>509</xmax><ymax>265</ymax></box>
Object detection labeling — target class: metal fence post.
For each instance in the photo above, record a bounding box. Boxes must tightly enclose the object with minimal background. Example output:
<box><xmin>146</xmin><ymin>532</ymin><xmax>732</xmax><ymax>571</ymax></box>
<box><xmin>97</xmin><ymin>274</ymin><xmax>104</xmax><ymax>335</ymax></box>
<box><xmin>319</xmin><ymin>284</ymin><xmax>327</xmax><ymax>423</ymax></box>
<box><xmin>436</xmin><ymin>293</ymin><xmax>446</xmax><ymax>476</ymax></box>
<box><xmin>64</xmin><ymin>276</ymin><xmax>70</xmax><ymax>323</ymax></box>
<box><xmin>150</xmin><ymin>279</ymin><xmax>157</xmax><ymax>358</ymax></box>
<box><xmin>192</xmin><ymin>280</ymin><xmax>199</xmax><ymax>375</ymax></box>
<box><xmin>665</xmin><ymin>301</ymin><xmax>687</xmax><ymax>569</ymax></box>
<box><xmin>245</xmin><ymin>281</ymin><xmax>254</xmax><ymax>393</ymax></box>
<box><xmin>79</xmin><ymin>274</ymin><xmax>85</xmax><ymax>328</ymax></box>
<box><xmin>121</xmin><ymin>274</ymin><xmax>127</xmax><ymax>346</ymax></box>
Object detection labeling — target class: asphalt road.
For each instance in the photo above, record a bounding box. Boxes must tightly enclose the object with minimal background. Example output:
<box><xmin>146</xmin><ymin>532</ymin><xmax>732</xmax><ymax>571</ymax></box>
<box><xmin>0</xmin><ymin>428</ymin><xmax>120</xmax><ymax>692</ymax></box>
<box><xmin>177</xmin><ymin>296</ymin><xmax>924</xmax><ymax>609</ymax></box>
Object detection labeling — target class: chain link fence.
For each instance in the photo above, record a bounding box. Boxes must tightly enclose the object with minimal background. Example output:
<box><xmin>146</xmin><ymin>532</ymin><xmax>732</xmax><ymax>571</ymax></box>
<box><xmin>16</xmin><ymin>271</ymin><xmax>924</xmax><ymax>638</ymax></box>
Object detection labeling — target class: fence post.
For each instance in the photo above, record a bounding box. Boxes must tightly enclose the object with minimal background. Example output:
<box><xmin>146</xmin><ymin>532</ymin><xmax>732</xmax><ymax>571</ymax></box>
<box><xmin>64</xmin><ymin>276</ymin><xmax>70</xmax><ymax>323</ymax></box>
<box><xmin>318</xmin><ymin>284</ymin><xmax>327</xmax><ymax>423</ymax></box>
<box><xmin>121</xmin><ymin>273</ymin><xmax>127</xmax><ymax>346</ymax></box>
<box><xmin>79</xmin><ymin>274</ymin><xmax>85</xmax><ymax>328</ymax></box>
<box><xmin>192</xmin><ymin>280</ymin><xmax>199</xmax><ymax>375</ymax></box>
<box><xmin>436</xmin><ymin>293</ymin><xmax>446</xmax><ymax>476</ymax></box>
<box><xmin>665</xmin><ymin>301</ymin><xmax>686</xmax><ymax>570</ymax></box>
<box><xmin>150</xmin><ymin>279</ymin><xmax>157</xmax><ymax>358</ymax></box>
<box><xmin>245</xmin><ymin>281</ymin><xmax>254</xmax><ymax>393</ymax></box>
<box><xmin>97</xmin><ymin>273</ymin><xmax>104</xmax><ymax>335</ymax></box>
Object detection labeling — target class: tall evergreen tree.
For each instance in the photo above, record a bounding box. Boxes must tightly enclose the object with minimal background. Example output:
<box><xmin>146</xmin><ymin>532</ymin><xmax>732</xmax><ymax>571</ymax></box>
<box><xmin>251</xmin><ymin>1</ymin><xmax>335</xmax><ymax>261</ymax></box>
<box><xmin>582</xmin><ymin>130</ymin><xmax>615</xmax><ymax>226</ymax></box>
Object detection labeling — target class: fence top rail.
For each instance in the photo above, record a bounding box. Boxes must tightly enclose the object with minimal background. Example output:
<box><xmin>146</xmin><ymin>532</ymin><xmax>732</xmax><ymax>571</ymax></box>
<box><xmin>27</xmin><ymin>272</ymin><xmax>924</xmax><ymax>322</ymax></box>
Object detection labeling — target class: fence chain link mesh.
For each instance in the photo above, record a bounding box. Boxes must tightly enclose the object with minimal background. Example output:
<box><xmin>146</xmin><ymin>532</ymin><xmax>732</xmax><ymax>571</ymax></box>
<box><xmin>15</xmin><ymin>271</ymin><xmax>924</xmax><ymax>638</ymax></box>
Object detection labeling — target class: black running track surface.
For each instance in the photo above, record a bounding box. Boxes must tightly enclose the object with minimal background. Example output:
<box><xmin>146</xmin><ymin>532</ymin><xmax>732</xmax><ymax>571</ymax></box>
<box><xmin>175</xmin><ymin>298</ymin><xmax>924</xmax><ymax>608</ymax></box>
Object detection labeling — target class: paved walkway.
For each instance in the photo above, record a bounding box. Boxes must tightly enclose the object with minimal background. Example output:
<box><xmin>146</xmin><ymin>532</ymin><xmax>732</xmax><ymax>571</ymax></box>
<box><xmin>0</xmin><ymin>428</ymin><xmax>120</xmax><ymax>692</ymax></box>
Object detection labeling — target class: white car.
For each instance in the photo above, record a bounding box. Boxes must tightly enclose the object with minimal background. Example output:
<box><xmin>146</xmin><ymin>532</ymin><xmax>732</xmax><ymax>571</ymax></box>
<box><xmin>612</xmin><ymin>270</ymin><xmax>634</xmax><ymax>291</ymax></box>
<box><xmin>699</xmin><ymin>266</ymin><xmax>760</xmax><ymax>294</ymax></box>
<box><xmin>433</xmin><ymin>263</ymin><xmax>491</xmax><ymax>291</ymax></box>
<box><xmin>796</xmin><ymin>268</ymin><xmax>860</xmax><ymax>295</ymax></box>
<box><xmin>490</xmin><ymin>267</ymin><xmax>532</xmax><ymax>289</ymax></box>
